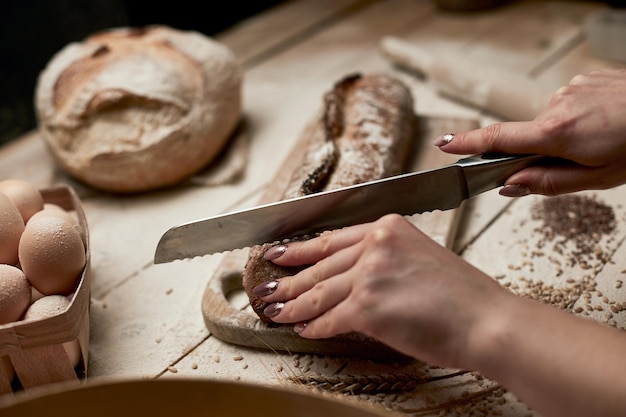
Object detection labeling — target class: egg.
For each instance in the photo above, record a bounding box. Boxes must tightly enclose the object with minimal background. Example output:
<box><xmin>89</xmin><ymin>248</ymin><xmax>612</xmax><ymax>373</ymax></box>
<box><xmin>42</xmin><ymin>203</ymin><xmax>72</xmax><ymax>217</ymax></box>
<box><xmin>39</xmin><ymin>203</ymin><xmax>86</xmax><ymax>246</ymax></box>
<box><xmin>0</xmin><ymin>179</ymin><xmax>44</xmax><ymax>223</ymax></box>
<box><xmin>0</xmin><ymin>264</ymin><xmax>31</xmax><ymax>324</ymax></box>
<box><xmin>0</xmin><ymin>192</ymin><xmax>25</xmax><ymax>265</ymax></box>
<box><xmin>24</xmin><ymin>295</ymin><xmax>81</xmax><ymax>368</ymax></box>
<box><xmin>31</xmin><ymin>286</ymin><xmax>45</xmax><ymax>303</ymax></box>
<box><xmin>18</xmin><ymin>212</ymin><xmax>86</xmax><ymax>295</ymax></box>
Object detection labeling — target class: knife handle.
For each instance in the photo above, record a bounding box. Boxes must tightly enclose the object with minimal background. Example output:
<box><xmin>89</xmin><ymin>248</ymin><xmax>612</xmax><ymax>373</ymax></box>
<box><xmin>457</xmin><ymin>153</ymin><xmax>546</xmax><ymax>197</ymax></box>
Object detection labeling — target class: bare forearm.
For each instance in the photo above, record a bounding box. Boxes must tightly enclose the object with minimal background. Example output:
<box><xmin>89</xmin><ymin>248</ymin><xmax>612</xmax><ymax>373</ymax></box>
<box><xmin>258</xmin><ymin>214</ymin><xmax>626</xmax><ymax>416</ymax></box>
<box><xmin>468</xmin><ymin>294</ymin><xmax>626</xmax><ymax>417</ymax></box>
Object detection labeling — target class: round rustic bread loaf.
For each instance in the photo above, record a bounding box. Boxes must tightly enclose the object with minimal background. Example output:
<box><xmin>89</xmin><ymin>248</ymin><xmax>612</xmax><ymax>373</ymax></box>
<box><xmin>35</xmin><ymin>25</ymin><xmax>243</xmax><ymax>193</ymax></box>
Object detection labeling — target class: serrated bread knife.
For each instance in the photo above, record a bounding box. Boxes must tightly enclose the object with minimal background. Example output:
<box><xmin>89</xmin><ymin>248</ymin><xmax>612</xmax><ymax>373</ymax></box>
<box><xmin>154</xmin><ymin>153</ymin><xmax>546</xmax><ymax>263</ymax></box>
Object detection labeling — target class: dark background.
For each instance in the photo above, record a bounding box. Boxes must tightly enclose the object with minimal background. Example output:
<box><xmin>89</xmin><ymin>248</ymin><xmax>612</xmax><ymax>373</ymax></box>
<box><xmin>0</xmin><ymin>0</ymin><xmax>286</xmax><ymax>146</ymax></box>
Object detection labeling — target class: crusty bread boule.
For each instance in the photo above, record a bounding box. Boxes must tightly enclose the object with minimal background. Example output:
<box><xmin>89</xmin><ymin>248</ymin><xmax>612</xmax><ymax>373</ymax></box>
<box><xmin>35</xmin><ymin>25</ymin><xmax>243</xmax><ymax>193</ymax></box>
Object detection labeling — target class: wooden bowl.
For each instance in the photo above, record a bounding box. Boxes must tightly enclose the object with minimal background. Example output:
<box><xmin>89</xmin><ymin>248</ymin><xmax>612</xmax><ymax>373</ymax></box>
<box><xmin>434</xmin><ymin>0</ymin><xmax>507</xmax><ymax>11</ymax></box>
<box><xmin>0</xmin><ymin>377</ymin><xmax>400</xmax><ymax>417</ymax></box>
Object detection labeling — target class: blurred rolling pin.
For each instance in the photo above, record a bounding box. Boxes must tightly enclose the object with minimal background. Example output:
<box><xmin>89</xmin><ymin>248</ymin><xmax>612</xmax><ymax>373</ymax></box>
<box><xmin>380</xmin><ymin>36</ymin><xmax>554</xmax><ymax>121</ymax></box>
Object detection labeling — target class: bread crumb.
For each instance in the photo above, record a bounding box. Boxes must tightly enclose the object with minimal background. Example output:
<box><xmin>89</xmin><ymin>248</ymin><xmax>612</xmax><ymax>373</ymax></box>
<box><xmin>167</xmin><ymin>366</ymin><xmax>177</xmax><ymax>373</ymax></box>
<box><xmin>166</xmin><ymin>288</ymin><xmax>173</xmax><ymax>295</ymax></box>
<box><xmin>191</xmin><ymin>363</ymin><xmax>198</xmax><ymax>370</ymax></box>
<box><xmin>233</xmin><ymin>355</ymin><xmax>244</xmax><ymax>361</ymax></box>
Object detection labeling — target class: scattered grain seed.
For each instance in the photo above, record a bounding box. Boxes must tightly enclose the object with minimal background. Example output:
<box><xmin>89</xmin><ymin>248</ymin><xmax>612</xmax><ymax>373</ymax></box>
<box><xmin>532</xmin><ymin>194</ymin><xmax>616</xmax><ymax>266</ymax></box>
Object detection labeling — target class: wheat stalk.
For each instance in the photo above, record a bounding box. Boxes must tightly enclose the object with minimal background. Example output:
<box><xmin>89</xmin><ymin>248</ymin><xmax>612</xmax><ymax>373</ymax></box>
<box><xmin>288</xmin><ymin>369</ymin><xmax>472</xmax><ymax>395</ymax></box>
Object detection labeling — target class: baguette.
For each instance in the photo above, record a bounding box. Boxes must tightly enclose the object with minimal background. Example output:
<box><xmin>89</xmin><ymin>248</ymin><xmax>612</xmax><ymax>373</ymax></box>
<box><xmin>242</xmin><ymin>73</ymin><xmax>417</xmax><ymax>324</ymax></box>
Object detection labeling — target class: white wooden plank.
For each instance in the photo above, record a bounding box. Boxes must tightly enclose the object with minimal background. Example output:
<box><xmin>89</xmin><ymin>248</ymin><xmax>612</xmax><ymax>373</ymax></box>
<box><xmin>383</xmin><ymin>1</ymin><xmax>611</xmax><ymax>255</ymax></box>
<box><xmin>0</xmin><ymin>132</ymin><xmax>56</xmax><ymax>187</ymax></box>
<box><xmin>88</xmin><ymin>0</ymin><xmax>442</xmax><ymax>375</ymax></box>
<box><xmin>219</xmin><ymin>0</ymin><xmax>370</xmax><ymax>66</ymax></box>
<box><xmin>0</xmin><ymin>6</ymin><xmax>389</xmax><ymax>297</ymax></box>
<box><xmin>580</xmin><ymin>238</ymin><xmax>626</xmax><ymax>329</ymax></box>
<box><xmin>84</xmin><ymin>0</ymin><xmax>442</xmax><ymax>297</ymax></box>
<box><xmin>536</xmin><ymin>39</ymin><xmax>626</xmax><ymax>89</ymax></box>
<box><xmin>88</xmin><ymin>253</ymin><xmax>224</xmax><ymax>376</ymax></box>
<box><xmin>464</xmin><ymin>187</ymin><xmax>626</xmax><ymax>304</ymax></box>
<box><xmin>163</xmin><ymin>338</ymin><xmax>503</xmax><ymax>416</ymax></box>
<box><xmin>4</xmin><ymin>4</ymin><xmax>624</xmax><ymax>414</ymax></box>
<box><xmin>394</xmin><ymin>0</ymin><xmax>604</xmax><ymax>76</ymax></box>
<box><xmin>89</xmin><ymin>0</ymin><xmax>617</xmax><ymax>381</ymax></box>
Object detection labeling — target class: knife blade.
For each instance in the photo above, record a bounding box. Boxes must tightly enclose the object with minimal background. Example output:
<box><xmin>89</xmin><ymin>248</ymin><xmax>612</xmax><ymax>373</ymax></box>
<box><xmin>154</xmin><ymin>153</ymin><xmax>545</xmax><ymax>263</ymax></box>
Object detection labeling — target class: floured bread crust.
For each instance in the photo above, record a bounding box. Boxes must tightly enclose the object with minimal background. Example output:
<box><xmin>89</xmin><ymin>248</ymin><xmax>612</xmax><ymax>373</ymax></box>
<box><xmin>242</xmin><ymin>73</ymin><xmax>417</xmax><ymax>325</ymax></box>
<box><xmin>35</xmin><ymin>25</ymin><xmax>242</xmax><ymax>193</ymax></box>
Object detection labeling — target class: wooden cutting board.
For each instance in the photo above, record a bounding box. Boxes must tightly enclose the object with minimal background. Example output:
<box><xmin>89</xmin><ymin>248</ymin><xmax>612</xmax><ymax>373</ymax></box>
<box><xmin>201</xmin><ymin>115</ymin><xmax>478</xmax><ymax>361</ymax></box>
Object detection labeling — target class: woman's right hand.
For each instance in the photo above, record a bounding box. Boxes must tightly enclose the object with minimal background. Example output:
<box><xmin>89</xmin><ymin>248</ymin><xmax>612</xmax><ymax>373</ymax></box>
<box><xmin>434</xmin><ymin>69</ymin><xmax>626</xmax><ymax>197</ymax></box>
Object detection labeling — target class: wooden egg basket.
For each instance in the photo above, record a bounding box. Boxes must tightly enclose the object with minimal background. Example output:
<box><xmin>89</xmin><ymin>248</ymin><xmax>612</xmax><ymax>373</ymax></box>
<box><xmin>0</xmin><ymin>185</ymin><xmax>90</xmax><ymax>394</ymax></box>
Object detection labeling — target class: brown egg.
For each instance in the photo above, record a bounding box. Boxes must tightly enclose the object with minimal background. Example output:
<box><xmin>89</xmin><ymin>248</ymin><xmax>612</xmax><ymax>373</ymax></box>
<box><xmin>24</xmin><ymin>295</ymin><xmax>81</xmax><ymax>368</ymax></box>
<box><xmin>39</xmin><ymin>203</ymin><xmax>86</xmax><ymax>246</ymax></box>
<box><xmin>31</xmin><ymin>286</ymin><xmax>45</xmax><ymax>303</ymax></box>
<box><xmin>18</xmin><ymin>212</ymin><xmax>86</xmax><ymax>295</ymax></box>
<box><xmin>0</xmin><ymin>264</ymin><xmax>31</xmax><ymax>324</ymax></box>
<box><xmin>0</xmin><ymin>192</ymin><xmax>25</xmax><ymax>265</ymax></box>
<box><xmin>42</xmin><ymin>203</ymin><xmax>72</xmax><ymax>217</ymax></box>
<box><xmin>0</xmin><ymin>179</ymin><xmax>44</xmax><ymax>223</ymax></box>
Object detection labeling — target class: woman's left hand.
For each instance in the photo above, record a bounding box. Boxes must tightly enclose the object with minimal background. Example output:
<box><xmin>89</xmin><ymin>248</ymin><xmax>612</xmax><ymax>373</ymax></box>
<box><xmin>252</xmin><ymin>213</ymin><xmax>513</xmax><ymax>369</ymax></box>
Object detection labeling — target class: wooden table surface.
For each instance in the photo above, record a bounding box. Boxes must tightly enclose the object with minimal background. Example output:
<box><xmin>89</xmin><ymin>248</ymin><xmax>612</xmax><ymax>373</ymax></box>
<box><xmin>3</xmin><ymin>1</ymin><xmax>626</xmax><ymax>415</ymax></box>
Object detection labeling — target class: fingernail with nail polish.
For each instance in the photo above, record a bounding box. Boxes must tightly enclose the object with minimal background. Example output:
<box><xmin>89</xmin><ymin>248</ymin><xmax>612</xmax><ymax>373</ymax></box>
<box><xmin>294</xmin><ymin>322</ymin><xmax>308</xmax><ymax>334</ymax></box>
<box><xmin>434</xmin><ymin>133</ymin><xmax>454</xmax><ymax>147</ymax></box>
<box><xmin>264</xmin><ymin>245</ymin><xmax>287</xmax><ymax>260</ymax></box>
<box><xmin>253</xmin><ymin>280</ymin><xmax>279</xmax><ymax>297</ymax></box>
<box><xmin>263</xmin><ymin>302</ymin><xmax>284</xmax><ymax>318</ymax></box>
<box><xmin>499</xmin><ymin>184</ymin><xmax>531</xmax><ymax>198</ymax></box>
